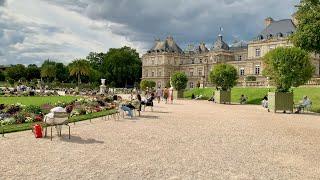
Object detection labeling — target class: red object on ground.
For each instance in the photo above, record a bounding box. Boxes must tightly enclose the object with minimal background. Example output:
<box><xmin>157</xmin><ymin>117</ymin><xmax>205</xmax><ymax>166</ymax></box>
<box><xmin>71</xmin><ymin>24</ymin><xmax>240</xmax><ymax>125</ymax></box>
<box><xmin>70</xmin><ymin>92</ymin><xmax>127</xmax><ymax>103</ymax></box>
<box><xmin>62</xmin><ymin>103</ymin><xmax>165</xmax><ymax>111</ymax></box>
<box><xmin>34</xmin><ymin>124</ymin><xmax>43</xmax><ymax>138</ymax></box>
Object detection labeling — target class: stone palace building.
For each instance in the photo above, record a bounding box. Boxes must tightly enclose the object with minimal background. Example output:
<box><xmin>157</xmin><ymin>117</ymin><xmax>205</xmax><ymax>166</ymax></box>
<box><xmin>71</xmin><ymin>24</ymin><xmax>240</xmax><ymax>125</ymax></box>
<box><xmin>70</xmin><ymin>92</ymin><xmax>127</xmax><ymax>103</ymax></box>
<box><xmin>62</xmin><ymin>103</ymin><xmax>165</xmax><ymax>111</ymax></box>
<box><xmin>142</xmin><ymin>15</ymin><xmax>320</xmax><ymax>89</ymax></box>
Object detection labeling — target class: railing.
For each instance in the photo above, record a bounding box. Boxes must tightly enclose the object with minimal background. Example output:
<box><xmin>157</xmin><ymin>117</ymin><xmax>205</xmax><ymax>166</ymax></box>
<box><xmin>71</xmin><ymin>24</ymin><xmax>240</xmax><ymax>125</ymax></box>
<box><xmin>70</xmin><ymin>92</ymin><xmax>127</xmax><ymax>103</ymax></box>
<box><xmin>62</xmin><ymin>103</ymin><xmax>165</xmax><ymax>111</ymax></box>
<box><xmin>237</xmin><ymin>81</ymin><xmax>268</xmax><ymax>87</ymax></box>
<box><xmin>305</xmin><ymin>78</ymin><xmax>320</xmax><ymax>86</ymax></box>
<box><xmin>237</xmin><ymin>78</ymin><xmax>320</xmax><ymax>87</ymax></box>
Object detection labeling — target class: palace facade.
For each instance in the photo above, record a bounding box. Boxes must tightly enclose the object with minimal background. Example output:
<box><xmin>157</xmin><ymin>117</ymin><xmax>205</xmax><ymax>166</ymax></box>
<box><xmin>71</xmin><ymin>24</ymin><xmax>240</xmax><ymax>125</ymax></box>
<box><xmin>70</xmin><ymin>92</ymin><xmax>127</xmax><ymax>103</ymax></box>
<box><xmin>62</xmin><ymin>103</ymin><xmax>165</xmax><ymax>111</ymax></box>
<box><xmin>142</xmin><ymin>15</ymin><xmax>320</xmax><ymax>88</ymax></box>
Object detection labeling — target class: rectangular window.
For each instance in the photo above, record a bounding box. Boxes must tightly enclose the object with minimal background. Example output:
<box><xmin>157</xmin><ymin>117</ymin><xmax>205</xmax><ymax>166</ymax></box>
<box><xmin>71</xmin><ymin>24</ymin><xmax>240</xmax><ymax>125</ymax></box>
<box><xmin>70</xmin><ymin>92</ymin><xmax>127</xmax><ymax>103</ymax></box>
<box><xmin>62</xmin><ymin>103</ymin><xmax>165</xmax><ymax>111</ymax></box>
<box><xmin>239</xmin><ymin>55</ymin><xmax>242</xmax><ymax>61</ymax></box>
<box><xmin>145</xmin><ymin>70</ymin><xmax>148</xmax><ymax>77</ymax></box>
<box><xmin>190</xmin><ymin>82</ymin><xmax>194</xmax><ymax>88</ymax></box>
<box><xmin>198</xmin><ymin>69</ymin><xmax>203</xmax><ymax>76</ymax></box>
<box><xmin>191</xmin><ymin>59</ymin><xmax>195</xmax><ymax>64</ymax></box>
<box><xmin>158</xmin><ymin>70</ymin><xmax>162</xmax><ymax>77</ymax></box>
<box><xmin>200</xmin><ymin>59</ymin><xmax>203</xmax><ymax>63</ymax></box>
<box><xmin>255</xmin><ymin>48</ymin><xmax>261</xmax><ymax>57</ymax></box>
<box><xmin>189</xmin><ymin>68</ymin><xmax>194</xmax><ymax>76</ymax></box>
<box><xmin>255</xmin><ymin>65</ymin><xmax>260</xmax><ymax>75</ymax></box>
<box><xmin>151</xmin><ymin>71</ymin><xmax>155</xmax><ymax>77</ymax></box>
<box><xmin>151</xmin><ymin>60</ymin><xmax>154</xmax><ymax>65</ymax></box>
<box><xmin>240</xmin><ymin>68</ymin><xmax>245</xmax><ymax>76</ymax></box>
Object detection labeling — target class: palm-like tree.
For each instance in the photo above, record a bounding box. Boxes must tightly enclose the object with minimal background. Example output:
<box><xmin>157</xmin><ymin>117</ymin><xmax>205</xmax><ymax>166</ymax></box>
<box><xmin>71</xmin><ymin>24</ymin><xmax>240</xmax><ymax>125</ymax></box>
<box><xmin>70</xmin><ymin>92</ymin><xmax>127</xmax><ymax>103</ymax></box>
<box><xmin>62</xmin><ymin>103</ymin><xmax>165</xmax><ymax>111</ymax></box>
<box><xmin>69</xmin><ymin>59</ymin><xmax>91</xmax><ymax>86</ymax></box>
<box><xmin>41</xmin><ymin>64</ymin><xmax>56</xmax><ymax>82</ymax></box>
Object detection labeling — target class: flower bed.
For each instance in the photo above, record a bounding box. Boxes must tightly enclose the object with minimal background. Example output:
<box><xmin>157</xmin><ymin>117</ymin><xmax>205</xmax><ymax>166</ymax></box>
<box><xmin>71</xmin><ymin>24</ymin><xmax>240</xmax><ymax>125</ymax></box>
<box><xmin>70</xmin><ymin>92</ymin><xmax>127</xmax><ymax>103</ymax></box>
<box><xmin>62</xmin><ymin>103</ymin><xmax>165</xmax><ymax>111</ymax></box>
<box><xmin>0</xmin><ymin>96</ymin><xmax>117</xmax><ymax>134</ymax></box>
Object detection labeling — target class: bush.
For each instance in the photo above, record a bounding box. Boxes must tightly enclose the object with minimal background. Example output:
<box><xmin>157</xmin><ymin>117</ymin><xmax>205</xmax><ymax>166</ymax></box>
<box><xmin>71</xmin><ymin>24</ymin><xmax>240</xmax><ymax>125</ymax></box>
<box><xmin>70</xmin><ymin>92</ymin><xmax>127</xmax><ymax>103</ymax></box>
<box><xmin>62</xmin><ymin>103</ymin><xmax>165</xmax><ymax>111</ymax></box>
<box><xmin>4</xmin><ymin>105</ymin><xmax>20</xmax><ymax>114</ymax></box>
<box><xmin>263</xmin><ymin>47</ymin><xmax>314</xmax><ymax>92</ymax></box>
<box><xmin>140</xmin><ymin>80</ymin><xmax>156</xmax><ymax>90</ymax></box>
<box><xmin>209</xmin><ymin>64</ymin><xmax>238</xmax><ymax>91</ymax></box>
<box><xmin>24</xmin><ymin>105</ymin><xmax>42</xmax><ymax>114</ymax></box>
<box><xmin>171</xmin><ymin>72</ymin><xmax>188</xmax><ymax>91</ymax></box>
<box><xmin>245</xmin><ymin>76</ymin><xmax>257</xmax><ymax>82</ymax></box>
<box><xmin>14</xmin><ymin>113</ymin><xmax>26</xmax><ymax>124</ymax></box>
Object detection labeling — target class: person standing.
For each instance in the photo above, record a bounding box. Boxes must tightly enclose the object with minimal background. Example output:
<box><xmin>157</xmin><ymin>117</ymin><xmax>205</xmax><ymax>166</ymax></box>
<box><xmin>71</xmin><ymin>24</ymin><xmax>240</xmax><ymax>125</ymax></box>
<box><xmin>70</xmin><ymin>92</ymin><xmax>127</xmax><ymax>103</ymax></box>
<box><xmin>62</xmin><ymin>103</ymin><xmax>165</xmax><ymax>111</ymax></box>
<box><xmin>169</xmin><ymin>86</ymin><xmax>174</xmax><ymax>104</ymax></box>
<box><xmin>163</xmin><ymin>87</ymin><xmax>169</xmax><ymax>104</ymax></box>
<box><xmin>156</xmin><ymin>87</ymin><xmax>162</xmax><ymax>103</ymax></box>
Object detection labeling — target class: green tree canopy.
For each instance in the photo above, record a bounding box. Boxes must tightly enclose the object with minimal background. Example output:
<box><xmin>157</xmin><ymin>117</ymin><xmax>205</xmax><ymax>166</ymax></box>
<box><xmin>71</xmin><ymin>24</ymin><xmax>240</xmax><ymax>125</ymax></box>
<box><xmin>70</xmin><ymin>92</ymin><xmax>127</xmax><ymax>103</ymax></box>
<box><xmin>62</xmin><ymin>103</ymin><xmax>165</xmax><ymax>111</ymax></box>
<box><xmin>140</xmin><ymin>80</ymin><xmax>156</xmax><ymax>91</ymax></box>
<box><xmin>41</xmin><ymin>60</ymin><xmax>57</xmax><ymax>82</ymax></box>
<box><xmin>102</xmin><ymin>46</ymin><xmax>141</xmax><ymax>87</ymax></box>
<box><xmin>55</xmin><ymin>63</ymin><xmax>69</xmax><ymax>82</ymax></box>
<box><xmin>5</xmin><ymin>64</ymin><xmax>27</xmax><ymax>81</ymax></box>
<box><xmin>26</xmin><ymin>64</ymin><xmax>41</xmax><ymax>81</ymax></box>
<box><xmin>263</xmin><ymin>47</ymin><xmax>314</xmax><ymax>92</ymax></box>
<box><xmin>209</xmin><ymin>64</ymin><xmax>238</xmax><ymax>91</ymax></box>
<box><xmin>86</xmin><ymin>52</ymin><xmax>105</xmax><ymax>71</ymax></box>
<box><xmin>291</xmin><ymin>0</ymin><xmax>320</xmax><ymax>53</ymax></box>
<box><xmin>68</xmin><ymin>59</ymin><xmax>91</xmax><ymax>85</ymax></box>
<box><xmin>171</xmin><ymin>72</ymin><xmax>188</xmax><ymax>91</ymax></box>
<box><xmin>0</xmin><ymin>71</ymin><xmax>5</xmax><ymax>81</ymax></box>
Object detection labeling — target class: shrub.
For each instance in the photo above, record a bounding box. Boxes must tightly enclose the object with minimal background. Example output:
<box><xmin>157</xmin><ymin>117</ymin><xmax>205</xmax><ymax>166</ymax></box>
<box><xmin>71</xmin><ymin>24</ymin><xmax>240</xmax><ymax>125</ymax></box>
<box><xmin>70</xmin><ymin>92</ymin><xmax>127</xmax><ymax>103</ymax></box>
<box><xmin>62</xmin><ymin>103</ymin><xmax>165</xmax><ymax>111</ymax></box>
<box><xmin>24</xmin><ymin>105</ymin><xmax>42</xmax><ymax>114</ymax></box>
<box><xmin>4</xmin><ymin>105</ymin><xmax>20</xmax><ymax>114</ymax></box>
<box><xmin>245</xmin><ymin>76</ymin><xmax>257</xmax><ymax>82</ymax></box>
<box><xmin>209</xmin><ymin>64</ymin><xmax>238</xmax><ymax>91</ymax></box>
<box><xmin>263</xmin><ymin>47</ymin><xmax>314</xmax><ymax>92</ymax></box>
<box><xmin>171</xmin><ymin>72</ymin><xmax>188</xmax><ymax>91</ymax></box>
<box><xmin>140</xmin><ymin>80</ymin><xmax>156</xmax><ymax>90</ymax></box>
<box><xmin>0</xmin><ymin>117</ymin><xmax>16</xmax><ymax>126</ymax></box>
<box><xmin>14</xmin><ymin>113</ymin><xmax>27</xmax><ymax>124</ymax></box>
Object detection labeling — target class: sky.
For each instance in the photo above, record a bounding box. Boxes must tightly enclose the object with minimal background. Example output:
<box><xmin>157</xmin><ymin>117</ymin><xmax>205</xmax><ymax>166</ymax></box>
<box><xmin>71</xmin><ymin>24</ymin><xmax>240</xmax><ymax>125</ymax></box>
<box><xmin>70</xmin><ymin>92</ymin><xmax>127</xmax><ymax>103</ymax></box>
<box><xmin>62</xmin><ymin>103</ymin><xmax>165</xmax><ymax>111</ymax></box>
<box><xmin>0</xmin><ymin>0</ymin><xmax>299</xmax><ymax>65</ymax></box>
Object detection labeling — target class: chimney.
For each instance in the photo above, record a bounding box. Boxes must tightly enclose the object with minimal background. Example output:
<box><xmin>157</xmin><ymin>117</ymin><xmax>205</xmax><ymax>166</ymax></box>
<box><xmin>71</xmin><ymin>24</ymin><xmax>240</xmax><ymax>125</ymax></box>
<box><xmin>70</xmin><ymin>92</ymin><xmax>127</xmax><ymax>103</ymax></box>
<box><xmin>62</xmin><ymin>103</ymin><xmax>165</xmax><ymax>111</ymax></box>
<box><xmin>292</xmin><ymin>13</ymin><xmax>298</xmax><ymax>26</ymax></box>
<box><xmin>265</xmin><ymin>17</ymin><xmax>274</xmax><ymax>27</ymax></box>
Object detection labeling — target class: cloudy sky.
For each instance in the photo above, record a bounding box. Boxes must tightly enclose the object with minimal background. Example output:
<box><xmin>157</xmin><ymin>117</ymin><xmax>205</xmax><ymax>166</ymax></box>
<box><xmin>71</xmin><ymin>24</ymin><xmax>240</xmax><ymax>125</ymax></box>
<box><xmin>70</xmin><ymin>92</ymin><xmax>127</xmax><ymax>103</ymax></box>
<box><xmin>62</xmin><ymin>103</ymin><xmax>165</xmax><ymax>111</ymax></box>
<box><xmin>0</xmin><ymin>0</ymin><xmax>299</xmax><ymax>65</ymax></box>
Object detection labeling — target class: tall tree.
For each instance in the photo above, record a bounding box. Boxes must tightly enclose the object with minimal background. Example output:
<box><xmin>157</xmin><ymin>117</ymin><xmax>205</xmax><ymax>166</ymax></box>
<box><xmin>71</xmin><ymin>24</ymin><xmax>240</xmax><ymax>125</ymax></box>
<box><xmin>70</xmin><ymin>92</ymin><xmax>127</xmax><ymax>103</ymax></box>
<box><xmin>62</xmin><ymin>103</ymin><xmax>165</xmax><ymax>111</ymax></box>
<box><xmin>5</xmin><ymin>64</ymin><xmax>27</xmax><ymax>81</ymax></box>
<box><xmin>68</xmin><ymin>59</ymin><xmax>91</xmax><ymax>86</ymax></box>
<box><xmin>291</xmin><ymin>0</ymin><xmax>320</xmax><ymax>53</ymax></box>
<box><xmin>26</xmin><ymin>64</ymin><xmax>41</xmax><ymax>81</ymax></box>
<box><xmin>41</xmin><ymin>60</ymin><xmax>57</xmax><ymax>82</ymax></box>
<box><xmin>55</xmin><ymin>63</ymin><xmax>69</xmax><ymax>82</ymax></box>
<box><xmin>102</xmin><ymin>46</ymin><xmax>142</xmax><ymax>87</ymax></box>
<box><xmin>86</xmin><ymin>52</ymin><xmax>105</xmax><ymax>71</ymax></box>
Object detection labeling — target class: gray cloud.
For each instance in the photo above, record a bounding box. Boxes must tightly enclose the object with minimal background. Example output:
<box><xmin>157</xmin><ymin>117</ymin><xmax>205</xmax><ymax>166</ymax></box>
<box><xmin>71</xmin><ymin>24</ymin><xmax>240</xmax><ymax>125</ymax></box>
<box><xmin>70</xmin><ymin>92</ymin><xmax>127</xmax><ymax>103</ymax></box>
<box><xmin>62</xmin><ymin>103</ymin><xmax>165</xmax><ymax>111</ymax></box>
<box><xmin>0</xmin><ymin>0</ymin><xmax>5</xmax><ymax>6</ymax></box>
<box><xmin>46</xmin><ymin>0</ymin><xmax>299</xmax><ymax>49</ymax></box>
<box><xmin>0</xmin><ymin>0</ymin><xmax>300</xmax><ymax>65</ymax></box>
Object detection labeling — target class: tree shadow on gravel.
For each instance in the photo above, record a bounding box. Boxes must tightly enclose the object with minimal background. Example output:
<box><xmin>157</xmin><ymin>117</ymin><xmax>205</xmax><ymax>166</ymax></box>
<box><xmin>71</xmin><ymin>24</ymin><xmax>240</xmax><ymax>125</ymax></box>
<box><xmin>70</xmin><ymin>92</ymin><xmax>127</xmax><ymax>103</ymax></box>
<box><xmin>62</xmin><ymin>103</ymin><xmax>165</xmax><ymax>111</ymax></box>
<box><xmin>60</xmin><ymin>135</ymin><xmax>104</xmax><ymax>144</ymax></box>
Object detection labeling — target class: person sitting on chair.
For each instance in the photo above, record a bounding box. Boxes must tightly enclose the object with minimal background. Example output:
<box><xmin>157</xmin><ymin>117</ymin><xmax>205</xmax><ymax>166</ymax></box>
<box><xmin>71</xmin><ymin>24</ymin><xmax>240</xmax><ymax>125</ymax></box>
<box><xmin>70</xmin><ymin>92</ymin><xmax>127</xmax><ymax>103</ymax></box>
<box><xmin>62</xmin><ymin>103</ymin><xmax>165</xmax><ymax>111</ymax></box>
<box><xmin>141</xmin><ymin>93</ymin><xmax>155</xmax><ymax>111</ymax></box>
<box><xmin>295</xmin><ymin>96</ymin><xmax>312</xmax><ymax>114</ymax></box>
<box><xmin>261</xmin><ymin>95</ymin><xmax>268</xmax><ymax>108</ymax></box>
<box><xmin>239</xmin><ymin>94</ymin><xmax>247</xmax><ymax>104</ymax></box>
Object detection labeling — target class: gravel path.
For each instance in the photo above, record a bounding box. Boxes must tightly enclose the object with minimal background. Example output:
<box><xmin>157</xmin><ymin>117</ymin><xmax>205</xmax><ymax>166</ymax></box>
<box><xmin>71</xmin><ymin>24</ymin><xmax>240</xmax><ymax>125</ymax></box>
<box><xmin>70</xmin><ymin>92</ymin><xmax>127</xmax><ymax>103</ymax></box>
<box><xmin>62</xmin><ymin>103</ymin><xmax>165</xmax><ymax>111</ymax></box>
<box><xmin>1</xmin><ymin>100</ymin><xmax>320</xmax><ymax>179</ymax></box>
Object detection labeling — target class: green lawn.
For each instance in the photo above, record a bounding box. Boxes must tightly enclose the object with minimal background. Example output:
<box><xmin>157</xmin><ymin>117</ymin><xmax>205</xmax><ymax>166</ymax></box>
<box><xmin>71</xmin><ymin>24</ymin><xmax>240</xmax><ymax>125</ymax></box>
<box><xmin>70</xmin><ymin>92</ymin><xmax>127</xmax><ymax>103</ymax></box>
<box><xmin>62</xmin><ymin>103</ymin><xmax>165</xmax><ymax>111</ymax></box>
<box><xmin>184</xmin><ymin>87</ymin><xmax>320</xmax><ymax>113</ymax></box>
<box><xmin>0</xmin><ymin>96</ymin><xmax>78</xmax><ymax>106</ymax></box>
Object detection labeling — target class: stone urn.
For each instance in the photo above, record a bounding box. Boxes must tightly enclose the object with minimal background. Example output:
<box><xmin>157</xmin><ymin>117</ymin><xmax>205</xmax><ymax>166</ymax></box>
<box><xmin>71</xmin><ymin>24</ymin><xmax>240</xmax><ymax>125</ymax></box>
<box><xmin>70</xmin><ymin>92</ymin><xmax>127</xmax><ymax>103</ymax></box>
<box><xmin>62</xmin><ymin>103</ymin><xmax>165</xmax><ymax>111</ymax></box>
<box><xmin>100</xmin><ymin>79</ymin><xmax>107</xmax><ymax>94</ymax></box>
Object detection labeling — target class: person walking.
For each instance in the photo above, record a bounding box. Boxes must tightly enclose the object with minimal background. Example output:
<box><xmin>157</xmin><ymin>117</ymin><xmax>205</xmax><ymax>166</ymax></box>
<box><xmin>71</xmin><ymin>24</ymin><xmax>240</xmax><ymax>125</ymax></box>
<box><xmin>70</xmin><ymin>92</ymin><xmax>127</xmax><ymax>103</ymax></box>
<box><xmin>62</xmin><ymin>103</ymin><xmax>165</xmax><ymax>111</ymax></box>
<box><xmin>163</xmin><ymin>87</ymin><xmax>169</xmax><ymax>104</ymax></box>
<box><xmin>169</xmin><ymin>86</ymin><xmax>174</xmax><ymax>104</ymax></box>
<box><xmin>156</xmin><ymin>87</ymin><xmax>162</xmax><ymax>103</ymax></box>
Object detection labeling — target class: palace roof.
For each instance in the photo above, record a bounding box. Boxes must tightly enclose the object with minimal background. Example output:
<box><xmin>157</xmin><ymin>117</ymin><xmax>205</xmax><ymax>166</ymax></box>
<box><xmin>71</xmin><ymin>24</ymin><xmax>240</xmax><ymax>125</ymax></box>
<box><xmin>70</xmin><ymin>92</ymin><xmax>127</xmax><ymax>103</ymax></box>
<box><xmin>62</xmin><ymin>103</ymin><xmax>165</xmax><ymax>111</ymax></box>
<box><xmin>148</xmin><ymin>36</ymin><xmax>184</xmax><ymax>54</ymax></box>
<box><xmin>211</xmin><ymin>34</ymin><xmax>229</xmax><ymax>51</ymax></box>
<box><xmin>258</xmin><ymin>19</ymin><xmax>296</xmax><ymax>40</ymax></box>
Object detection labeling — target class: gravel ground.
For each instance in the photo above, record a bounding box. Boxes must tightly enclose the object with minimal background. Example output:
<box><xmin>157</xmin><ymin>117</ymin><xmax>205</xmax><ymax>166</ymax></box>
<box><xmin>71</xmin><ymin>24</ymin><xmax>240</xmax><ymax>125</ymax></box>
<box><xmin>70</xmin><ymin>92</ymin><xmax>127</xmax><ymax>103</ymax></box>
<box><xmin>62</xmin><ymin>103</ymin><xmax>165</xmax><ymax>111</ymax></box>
<box><xmin>1</xmin><ymin>100</ymin><xmax>320</xmax><ymax>179</ymax></box>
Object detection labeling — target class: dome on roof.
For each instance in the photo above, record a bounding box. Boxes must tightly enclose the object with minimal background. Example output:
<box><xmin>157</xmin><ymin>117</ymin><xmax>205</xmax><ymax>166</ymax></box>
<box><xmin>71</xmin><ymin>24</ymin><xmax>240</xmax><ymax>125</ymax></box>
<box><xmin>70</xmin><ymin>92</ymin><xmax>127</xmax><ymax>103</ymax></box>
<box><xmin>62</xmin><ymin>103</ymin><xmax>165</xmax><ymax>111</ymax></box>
<box><xmin>212</xmin><ymin>34</ymin><xmax>229</xmax><ymax>51</ymax></box>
